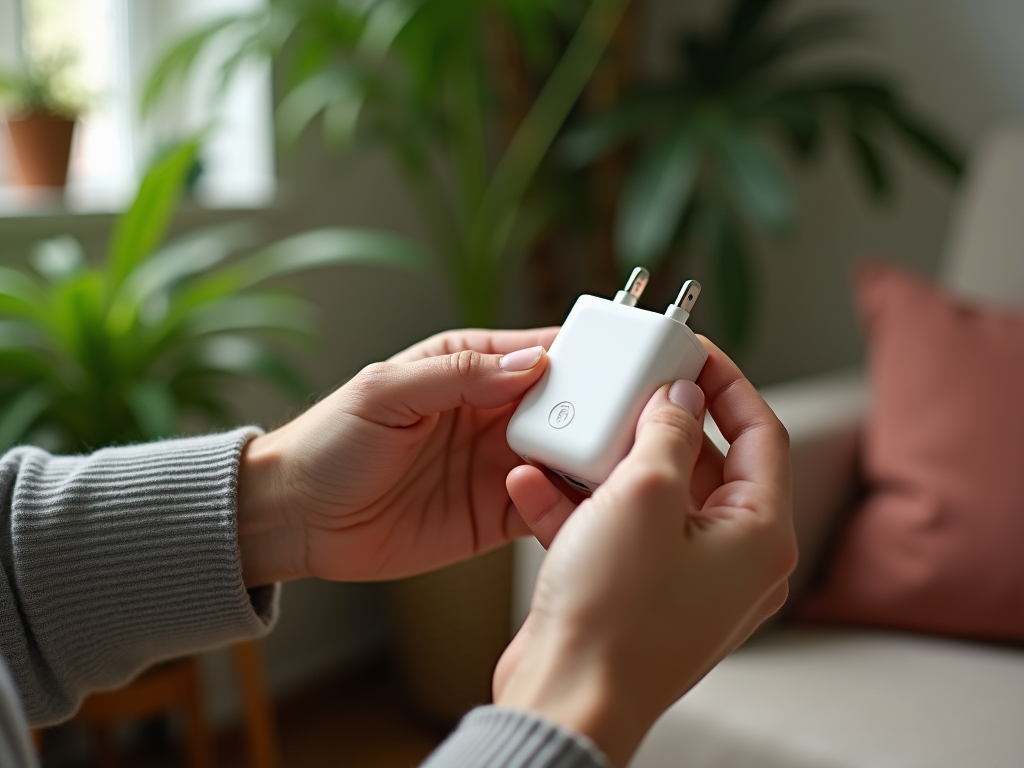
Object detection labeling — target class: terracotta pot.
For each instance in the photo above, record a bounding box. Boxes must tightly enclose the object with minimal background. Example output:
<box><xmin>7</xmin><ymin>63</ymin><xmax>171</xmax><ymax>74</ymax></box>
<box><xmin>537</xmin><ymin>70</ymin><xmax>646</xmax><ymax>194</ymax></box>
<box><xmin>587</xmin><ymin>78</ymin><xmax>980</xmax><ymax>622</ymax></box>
<box><xmin>5</xmin><ymin>112</ymin><xmax>77</xmax><ymax>188</ymax></box>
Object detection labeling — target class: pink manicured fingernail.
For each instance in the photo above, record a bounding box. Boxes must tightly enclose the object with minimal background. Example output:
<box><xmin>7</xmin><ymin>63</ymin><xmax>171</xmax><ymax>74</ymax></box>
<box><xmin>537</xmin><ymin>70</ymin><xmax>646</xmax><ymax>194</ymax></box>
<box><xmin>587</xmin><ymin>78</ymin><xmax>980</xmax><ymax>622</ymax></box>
<box><xmin>500</xmin><ymin>346</ymin><xmax>544</xmax><ymax>372</ymax></box>
<box><xmin>668</xmin><ymin>379</ymin><xmax>704</xmax><ymax>417</ymax></box>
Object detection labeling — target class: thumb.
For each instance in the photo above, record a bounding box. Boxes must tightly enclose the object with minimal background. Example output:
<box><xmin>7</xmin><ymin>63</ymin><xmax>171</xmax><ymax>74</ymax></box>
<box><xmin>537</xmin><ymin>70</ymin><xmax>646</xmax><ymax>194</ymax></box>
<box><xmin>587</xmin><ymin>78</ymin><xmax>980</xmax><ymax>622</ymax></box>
<box><xmin>605</xmin><ymin>379</ymin><xmax>706</xmax><ymax>510</ymax></box>
<box><xmin>347</xmin><ymin>346</ymin><xmax>548</xmax><ymax>424</ymax></box>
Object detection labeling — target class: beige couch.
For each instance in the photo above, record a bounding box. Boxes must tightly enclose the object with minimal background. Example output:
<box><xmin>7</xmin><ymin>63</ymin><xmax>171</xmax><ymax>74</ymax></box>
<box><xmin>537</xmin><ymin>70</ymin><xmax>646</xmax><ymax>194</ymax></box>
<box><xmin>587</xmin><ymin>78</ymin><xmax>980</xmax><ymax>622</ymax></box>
<box><xmin>512</xmin><ymin>125</ymin><xmax>1024</xmax><ymax>767</ymax></box>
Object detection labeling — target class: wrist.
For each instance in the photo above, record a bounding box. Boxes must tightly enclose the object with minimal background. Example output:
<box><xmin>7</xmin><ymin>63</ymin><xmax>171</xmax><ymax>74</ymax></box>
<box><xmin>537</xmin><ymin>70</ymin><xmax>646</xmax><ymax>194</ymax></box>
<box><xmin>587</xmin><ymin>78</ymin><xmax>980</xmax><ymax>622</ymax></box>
<box><xmin>496</xmin><ymin>630</ymin><xmax>652</xmax><ymax>768</ymax></box>
<box><xmin>236</xmin><ymin>432</ymin><xmax>308</xmax><ymax>587</ymax></box>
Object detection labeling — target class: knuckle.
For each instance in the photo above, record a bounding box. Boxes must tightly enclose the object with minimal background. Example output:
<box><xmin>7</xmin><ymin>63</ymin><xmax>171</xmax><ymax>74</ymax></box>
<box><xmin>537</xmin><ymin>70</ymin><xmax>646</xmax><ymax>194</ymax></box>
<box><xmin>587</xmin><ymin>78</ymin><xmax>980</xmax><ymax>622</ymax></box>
<box><xmin>771</xmin><ymin>418</ymin><xmax>792</xmax><ymax>450</ymax></box>
<box><xmin>445</xmin><ymin>349</ymin><xmax>485</xmax><ymax>380</ymax></box>
<box><xmin>646</xmin><ymin>406</ymin><xmax>703</xmax><ymax>446</ymax></box>
<box><xmin>352</xmin><ymin>361</ymin><xmax>394</xmax><ymax>391</ymax></box>
<box><xmin>628</xmin><ymin>464</ymin><xmax>683</xmax><ymax>503</ymax></box>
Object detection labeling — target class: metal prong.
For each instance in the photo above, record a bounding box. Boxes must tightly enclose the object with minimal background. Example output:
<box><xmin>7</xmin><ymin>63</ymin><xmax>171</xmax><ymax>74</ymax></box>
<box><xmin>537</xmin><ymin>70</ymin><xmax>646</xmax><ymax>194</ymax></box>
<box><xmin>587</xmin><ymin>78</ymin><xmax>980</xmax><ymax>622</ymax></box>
<box><xmin>673</xmin><ymin>279</ymin><xmax>701</xmax><ymax>312</ymax></box>
<box><xmin>665</xmin><ymin>279</ymin><xmax>701</xmax><ymax>325</ymax></box>
<box><xmin>625</xmin><ymin>267</ymin><xmax>649</xmax><ymax>300</ymax></box>
<box><xmin>613</xmin><ymin>266</ymin><xmax>650</xmax><ymax>306</ymax></box>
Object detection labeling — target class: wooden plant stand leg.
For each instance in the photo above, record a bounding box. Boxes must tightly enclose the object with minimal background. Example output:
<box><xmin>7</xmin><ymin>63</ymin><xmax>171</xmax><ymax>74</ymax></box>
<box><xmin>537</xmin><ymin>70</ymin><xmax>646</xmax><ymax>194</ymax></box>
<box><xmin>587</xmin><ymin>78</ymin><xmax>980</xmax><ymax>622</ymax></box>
<box><xmin>232</xmin><ymin>640</ymin><xmax>280</xmax><ymax>768</ymax></box>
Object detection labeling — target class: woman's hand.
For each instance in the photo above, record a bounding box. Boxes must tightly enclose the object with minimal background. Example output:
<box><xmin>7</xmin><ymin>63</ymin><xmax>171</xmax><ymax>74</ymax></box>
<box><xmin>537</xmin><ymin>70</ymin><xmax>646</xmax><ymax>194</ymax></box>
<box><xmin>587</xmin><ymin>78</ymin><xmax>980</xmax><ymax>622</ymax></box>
<box><xmin>235</xmin><ymin>327</ymin><xmax>557</xmax><ymax>587</ymax></box>
<box><xmin>494</xmin><ymin>339</ymin><xmax>797</xmax><ymax>768</ymax></box>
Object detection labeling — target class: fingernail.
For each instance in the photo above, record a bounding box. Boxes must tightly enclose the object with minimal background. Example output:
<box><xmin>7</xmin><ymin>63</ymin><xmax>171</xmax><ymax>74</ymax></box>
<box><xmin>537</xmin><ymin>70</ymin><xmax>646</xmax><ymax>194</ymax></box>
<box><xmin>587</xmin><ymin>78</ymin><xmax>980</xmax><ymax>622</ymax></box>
<box><xmin>668</xmin><ymin>379</ymin><xmax>704</xmax><ymax>417</ymax></box>
<box><xmin>500</xmin><ymin>346</ymin><xmax>545</xmax><ymax>372</ymax></box>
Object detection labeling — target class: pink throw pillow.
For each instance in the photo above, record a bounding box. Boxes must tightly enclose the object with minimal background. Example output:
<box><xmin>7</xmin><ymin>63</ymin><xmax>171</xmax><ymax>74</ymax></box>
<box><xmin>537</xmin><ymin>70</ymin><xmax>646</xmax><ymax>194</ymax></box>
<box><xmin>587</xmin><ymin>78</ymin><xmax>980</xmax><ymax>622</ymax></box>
<box><xmin>797</xmin><ymin>263</ymin><xmax>1024</xmax><ymax>641</ymax></box>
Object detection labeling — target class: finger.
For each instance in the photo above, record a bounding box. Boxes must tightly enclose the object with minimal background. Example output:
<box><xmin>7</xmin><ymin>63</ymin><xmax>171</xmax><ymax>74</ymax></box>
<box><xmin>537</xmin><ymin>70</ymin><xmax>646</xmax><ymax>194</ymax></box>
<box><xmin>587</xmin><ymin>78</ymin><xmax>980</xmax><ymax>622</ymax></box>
<box><xmin>606</xmin><ymin>380</ymin><xmax>706</xmax><ymax>516</ymax></box>
<box><xmin>390</xmin><ymin>327</ymin><xmax>560</xmax><ymax>363</ymax></box>
<box><xmin>347</xmin><ymin>347</ymin><xmax>548</xmax><ymax>425</ymax></box>
<box><xmin>690</xmin><ymin>432</ymin><xmax>725</xmax><ymax>508</ymax></box>
<box><xmin>696</xmin><ymin>336</ymin><xmax>790</xmax><ymax>493</ymax></box>
<box><xmin>507</xmin><ymin>465</ymin><xmax>578</xmax><ymax>549</ymax></box>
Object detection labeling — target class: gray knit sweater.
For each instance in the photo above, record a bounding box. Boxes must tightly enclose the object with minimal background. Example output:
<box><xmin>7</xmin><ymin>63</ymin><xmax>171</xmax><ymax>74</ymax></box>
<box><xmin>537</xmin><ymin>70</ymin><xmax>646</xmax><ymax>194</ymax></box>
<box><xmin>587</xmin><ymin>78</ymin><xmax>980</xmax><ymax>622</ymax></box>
<box><xmin>0</xmin><ymin>430</ymin><xmax>608</xmax><ymax>768</ymax></box>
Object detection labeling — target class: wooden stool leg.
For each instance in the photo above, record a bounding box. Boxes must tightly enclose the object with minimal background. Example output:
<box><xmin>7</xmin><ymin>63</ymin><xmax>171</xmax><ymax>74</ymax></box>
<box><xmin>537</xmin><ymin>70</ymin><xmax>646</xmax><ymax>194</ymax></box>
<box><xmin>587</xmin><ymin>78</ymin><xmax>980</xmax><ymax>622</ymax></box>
<box><xmin>182</xmin><ymin>657</ymin><xmax>216</xmax><ymax>768</ymax></box>
<box><xmin>232</xmin><ymin>641</ymin><xmax>280</xmax><ymax>768</ymax></box>
<box><xmin>94</xmin><ymin>725</ymin><xmax>120</xmax><ymax>768</ymax></box>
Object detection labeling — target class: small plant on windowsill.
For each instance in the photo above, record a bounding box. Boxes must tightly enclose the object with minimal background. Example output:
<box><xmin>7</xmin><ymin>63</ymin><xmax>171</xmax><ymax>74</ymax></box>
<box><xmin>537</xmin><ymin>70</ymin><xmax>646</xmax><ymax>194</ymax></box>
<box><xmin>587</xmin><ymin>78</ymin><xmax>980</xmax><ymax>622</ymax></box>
<box><xmin>0</xmin><ymin>55</ymin><xmax>87</xmax><ymax>188</ymax></box>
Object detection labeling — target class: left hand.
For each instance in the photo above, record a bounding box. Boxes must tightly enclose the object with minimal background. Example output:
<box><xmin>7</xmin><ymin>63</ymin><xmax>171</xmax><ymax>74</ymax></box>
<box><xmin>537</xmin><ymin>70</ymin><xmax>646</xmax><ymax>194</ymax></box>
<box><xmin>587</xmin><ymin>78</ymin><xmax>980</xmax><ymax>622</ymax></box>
<box><xmin>236</xmin><ymin>327</ymin><xmax>557</xmax><ymax>587</ymax></box>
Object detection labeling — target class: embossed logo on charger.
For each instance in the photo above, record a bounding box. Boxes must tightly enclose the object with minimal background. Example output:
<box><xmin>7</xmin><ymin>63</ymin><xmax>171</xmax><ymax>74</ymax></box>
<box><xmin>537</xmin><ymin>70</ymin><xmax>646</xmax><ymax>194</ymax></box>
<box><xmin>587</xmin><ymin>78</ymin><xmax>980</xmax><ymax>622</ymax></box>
<box><xmin>548</xmin><ymin>401</ymin><xmax>575</xmax><ymax>429</ymax></box>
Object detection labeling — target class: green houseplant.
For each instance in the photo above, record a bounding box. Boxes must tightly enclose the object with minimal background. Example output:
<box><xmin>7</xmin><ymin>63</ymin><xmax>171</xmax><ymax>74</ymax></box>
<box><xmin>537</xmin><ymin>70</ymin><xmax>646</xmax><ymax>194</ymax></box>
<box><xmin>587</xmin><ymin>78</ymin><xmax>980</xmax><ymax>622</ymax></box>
<box><xmin>0</xmin><ymin>140</ymin><xmax>427</xmax><ymax>452</ymax></box>
<box><xmin>142</xmin><ymin>0</ymin><xmax>630</xmax><ymax>328</ymax></box>
<box><xmin>561</xmin><ymin>0</ymin><xmax>963</xmax><ymax>344</ymax></box>
<box><xmin>0</xmin><ymin>56</ymin><xmax>85</xmax><ymax>187</ymax></box>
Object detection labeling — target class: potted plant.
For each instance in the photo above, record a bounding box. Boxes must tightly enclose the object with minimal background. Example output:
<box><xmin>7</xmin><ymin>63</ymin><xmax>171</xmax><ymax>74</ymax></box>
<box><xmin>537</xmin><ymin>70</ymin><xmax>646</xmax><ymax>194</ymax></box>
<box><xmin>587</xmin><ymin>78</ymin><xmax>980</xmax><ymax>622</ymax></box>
<box><xmin>0</xmin><ymin>56</ymin><xmax>86</xmax><ymax>188</ymax></box>
<box><xmin>562</xmin><ymin>0</ymin><xmax>963</xmax><ymax>346</ymax></box>
<box><xmin>141</xmin><ymin>0</ymin><xmax>630</xmax><ymax>329</ymax></box>
<box><xmin>0</xmin><ymin>138</ymin><xmax>428</xmax><ymax>451</ymax></box>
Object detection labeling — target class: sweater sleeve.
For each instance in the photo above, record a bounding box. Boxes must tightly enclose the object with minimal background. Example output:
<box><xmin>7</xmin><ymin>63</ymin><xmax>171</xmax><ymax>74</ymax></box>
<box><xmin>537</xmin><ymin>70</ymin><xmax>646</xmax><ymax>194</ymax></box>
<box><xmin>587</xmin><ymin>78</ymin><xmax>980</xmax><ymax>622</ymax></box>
<box><xmin>0</xmin><ymin>428</ymin><xmax>279</xmax><ymax>726</ymax></box>
<box><xmin>420</xmin><ymin>707</ymin><xmax>611</xmax><ymax>768</ymax></box>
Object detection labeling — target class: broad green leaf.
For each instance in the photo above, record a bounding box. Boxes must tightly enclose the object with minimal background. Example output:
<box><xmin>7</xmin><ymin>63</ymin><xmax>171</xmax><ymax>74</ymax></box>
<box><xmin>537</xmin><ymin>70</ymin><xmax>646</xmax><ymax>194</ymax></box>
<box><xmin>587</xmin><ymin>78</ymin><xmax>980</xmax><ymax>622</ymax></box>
<box><xmin>0</xmin><ymin>319</ymin><xmax>51</xmax><ymax>352</ymax></box>
<box><xmin>228</xmin><ymin>227</ymin><xmax>433</xmax><ymax>289</ymax></box>
<box><xmin>558</xmin><ymin>90</ymin><xmax>677</xmax><ymax>166</ymax></box>
<box><xmin>884</xmin><ymin>106</ymin><xmax>964</xmax><ymax>178</ymax></box>
<box><xmin>215</xmin><ymin>25</ymin><xmax>276</xmax><ymax>98</ymax></box>
<box><xmin>125</xmin><ymin>381</ymin><xmax>179</xmax><ymax>440</ymax></box>
<box><xmin>742</xmin><ymin>92</ymin><xmax>821</xmax><ymax>158</ymax></box>
<box><xmin>142</xmin><ymin>15</ymin><xmax>253</xmax><ymax>117</ymax></box>
<box><xmin>47</xmin><ymin>273</ymin><xmax>108</xmax><ymax>371</ymax></box>
<box><xmin>277</xmin><ymin>69</ymin><xmax>363</xmax><ymax>148</ymax></box>
<box><xmin>358</xmin><ymin>0</ymin><xmax>419</xmax><ymax>60</ymax></box>
<box><xmin>614</xmin><ymin>129</ymin><xmax>701</xmax><ymax>269</ymax></box>
<box><xmin>0</xmin><ymin>386</ymin><xmax>52</xmax><ymax>451</ymax></box>
<box><xmin>473</xmin><ymin>0</ymin><xmax>633</xmax><ymax>270</ymax></box>
<box><xmin>739</xmin><ymin>12</ymin><xmax>862</xmax><ymax>75</ymax></box>
<box><xmin>717</xmin><ymin>130</ymin><xmax>794</xmax><ymax>236</ymax></box>
<box><xmin>0</xmin><ymin>267</ymin><xmax>46</xmax><ymax>317</ymax></box>
<box><xmin>110</xmin><ymin>222</ymin><xmax>259</xmax><ymax>330</ymax></box>
<box><xmin>179</xmin><ymin>293</ymin><xmax>318</xmax><ymax>340</ymax></box>
<box><xmin>106</xmin><ymin>142</ymin><xmax>200</xmax><ymax>288</ymax></box>
<box><xmin>847</xmin><ymin>123</ymin><xmax>891</xmax><ymax>200</ymax></box>
<box><xmin>187</xmin><ymin>335</ymin><xmax>310</xmax><ymax>400</ymax></box>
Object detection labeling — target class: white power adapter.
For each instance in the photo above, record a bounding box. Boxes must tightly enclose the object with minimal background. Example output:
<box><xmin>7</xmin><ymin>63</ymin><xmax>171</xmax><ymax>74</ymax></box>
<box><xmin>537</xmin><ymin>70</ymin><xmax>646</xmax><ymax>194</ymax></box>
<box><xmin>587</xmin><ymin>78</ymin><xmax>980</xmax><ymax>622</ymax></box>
<box><xmin>507</xmin><ymin>268</ymin><xmax>708</xmax><ymax>492</ymax></box>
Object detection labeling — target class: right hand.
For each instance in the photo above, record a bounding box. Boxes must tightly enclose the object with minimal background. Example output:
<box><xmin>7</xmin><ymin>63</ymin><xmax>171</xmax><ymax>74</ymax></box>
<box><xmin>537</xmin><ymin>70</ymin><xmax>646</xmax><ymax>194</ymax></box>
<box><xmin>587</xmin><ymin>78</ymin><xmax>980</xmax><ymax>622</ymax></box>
<box><xmin>495</xmin><ymin>339</ymin><xmax>797</xmax><ymax>768</ymax></box>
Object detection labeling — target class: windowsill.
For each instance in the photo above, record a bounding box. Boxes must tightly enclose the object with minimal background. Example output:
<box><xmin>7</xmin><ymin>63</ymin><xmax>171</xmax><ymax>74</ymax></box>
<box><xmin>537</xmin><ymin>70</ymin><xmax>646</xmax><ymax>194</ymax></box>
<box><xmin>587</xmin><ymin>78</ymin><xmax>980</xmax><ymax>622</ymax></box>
<box><xmin>0</xmin><ymin>183</ymin><xmax>281</xmax><ymax>230</ymax></box>
<box><xmin>0</xmin><ymin>185</ymin><xmax>131</xmax><ymax>219</ymax></box>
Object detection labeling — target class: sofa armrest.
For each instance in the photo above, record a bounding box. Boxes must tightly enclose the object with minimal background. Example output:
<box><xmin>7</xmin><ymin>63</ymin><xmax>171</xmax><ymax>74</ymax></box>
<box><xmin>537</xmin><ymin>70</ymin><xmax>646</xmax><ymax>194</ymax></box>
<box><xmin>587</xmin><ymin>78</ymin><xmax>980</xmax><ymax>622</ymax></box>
<box><xmin>758</xmin><ymin>369</ymin><xmax>866</xmax><ymax>597</ymax></box>
<box><xmin>512</xmin><ymin>370</ymin><xmax>868</xmax><ymax>631</ymax></box>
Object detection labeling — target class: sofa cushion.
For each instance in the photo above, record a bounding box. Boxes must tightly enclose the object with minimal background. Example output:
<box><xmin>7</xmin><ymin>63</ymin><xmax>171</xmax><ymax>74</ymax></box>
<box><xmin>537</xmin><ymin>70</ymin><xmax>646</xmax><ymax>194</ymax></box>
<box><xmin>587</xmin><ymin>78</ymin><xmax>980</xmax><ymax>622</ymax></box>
<box><xmin>796</xmin><ymin>263</ymin><xmax>1024</xmax><ymax>641</ymax></box>
<box><xmin>632</xmin><ymin>628</ymin><xmax>1024</xmax><ymax>768</ymax></box>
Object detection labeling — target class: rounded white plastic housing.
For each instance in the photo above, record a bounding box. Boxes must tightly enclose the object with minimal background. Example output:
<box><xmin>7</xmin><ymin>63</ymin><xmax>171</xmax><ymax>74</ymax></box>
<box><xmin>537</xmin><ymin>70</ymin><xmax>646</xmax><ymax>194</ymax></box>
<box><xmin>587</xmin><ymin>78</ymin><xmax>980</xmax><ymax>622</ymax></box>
<box><xmin>506</xmin><ymin>294</ymin><xmax>708</xmax><ymax>491</ymax></box>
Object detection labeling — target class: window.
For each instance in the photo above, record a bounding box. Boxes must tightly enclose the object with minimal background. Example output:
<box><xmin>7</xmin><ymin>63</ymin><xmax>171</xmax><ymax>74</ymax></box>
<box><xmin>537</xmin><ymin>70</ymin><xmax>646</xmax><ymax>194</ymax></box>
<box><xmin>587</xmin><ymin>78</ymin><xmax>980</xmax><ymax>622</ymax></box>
<box><xmin>0</xmin><ymin>0</ymin><xmax>274</xmax><ymax>213</ymax></box>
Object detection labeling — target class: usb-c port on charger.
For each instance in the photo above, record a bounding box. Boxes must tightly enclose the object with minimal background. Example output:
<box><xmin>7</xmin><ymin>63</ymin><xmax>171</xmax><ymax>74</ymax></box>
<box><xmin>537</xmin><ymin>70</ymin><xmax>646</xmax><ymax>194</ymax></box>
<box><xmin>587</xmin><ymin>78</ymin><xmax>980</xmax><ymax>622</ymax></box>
<box><xmin>556</xmin><ymin>471</ymin><xmax>592</xmax><ymax>493</ymax></box>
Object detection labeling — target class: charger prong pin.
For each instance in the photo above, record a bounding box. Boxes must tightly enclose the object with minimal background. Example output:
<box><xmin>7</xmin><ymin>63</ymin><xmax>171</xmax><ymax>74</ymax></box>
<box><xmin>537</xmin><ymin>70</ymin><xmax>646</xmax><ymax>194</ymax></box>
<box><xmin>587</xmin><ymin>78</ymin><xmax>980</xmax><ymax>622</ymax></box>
<box><xmin>666</xmin><ymin>279</ymin><xmax>701</xmax><ymax>325</ymax></box>
<box><xmin>613</xmin><ymin>266</ymin><xmax>650</xmax><ymax>307</ymax></box>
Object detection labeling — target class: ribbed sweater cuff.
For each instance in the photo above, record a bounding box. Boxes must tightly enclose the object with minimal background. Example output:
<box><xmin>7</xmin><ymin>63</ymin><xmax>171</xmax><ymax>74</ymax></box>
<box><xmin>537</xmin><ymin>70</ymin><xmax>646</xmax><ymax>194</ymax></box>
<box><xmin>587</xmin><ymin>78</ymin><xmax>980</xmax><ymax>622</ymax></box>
<box><xmin>6</xmin><ymin>428</ymin><xmax>279</xmax><ymax>723</ymax></box>
<box><xmin>421</xmin><ymin>706</ymin><xmax>611</xmax><ymax>768</ymax></box>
